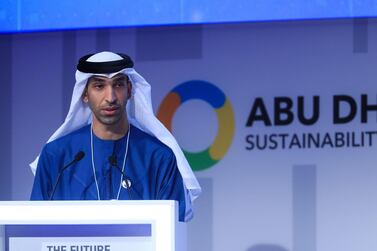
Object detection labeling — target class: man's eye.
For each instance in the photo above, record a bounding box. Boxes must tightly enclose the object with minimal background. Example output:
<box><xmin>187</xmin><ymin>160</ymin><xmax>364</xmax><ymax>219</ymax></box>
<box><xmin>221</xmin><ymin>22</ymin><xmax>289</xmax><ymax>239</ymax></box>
<box><xmin>94</xmin><ymin>84</ymin><xmax>104</xmax><ymax>89</ymax></box>
<box><xmin>114</xmin><ymin>81</ymin><xmax>126</xmax><ymax>87</ymax></box>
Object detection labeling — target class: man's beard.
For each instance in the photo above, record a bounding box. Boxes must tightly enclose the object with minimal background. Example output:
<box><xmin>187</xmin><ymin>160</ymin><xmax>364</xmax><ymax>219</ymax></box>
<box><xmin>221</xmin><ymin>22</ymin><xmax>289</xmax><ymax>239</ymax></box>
<box><xmin>92</xmin><ymin>106</ymin><xmax>125</xmax><ymax>126</ymax></box>
<box><xmin>95</xmin><ymin>113</ymin><xmax>123</xmax><ymax>125</ymax></box>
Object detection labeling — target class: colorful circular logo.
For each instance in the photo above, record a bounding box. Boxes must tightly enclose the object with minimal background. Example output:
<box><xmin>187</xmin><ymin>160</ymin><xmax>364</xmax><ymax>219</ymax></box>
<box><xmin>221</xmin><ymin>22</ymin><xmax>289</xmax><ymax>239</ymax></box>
<box><xmin>157</xmin><ymin>80</ymin><xmax>235</xmax><ymax>171</ymax></box>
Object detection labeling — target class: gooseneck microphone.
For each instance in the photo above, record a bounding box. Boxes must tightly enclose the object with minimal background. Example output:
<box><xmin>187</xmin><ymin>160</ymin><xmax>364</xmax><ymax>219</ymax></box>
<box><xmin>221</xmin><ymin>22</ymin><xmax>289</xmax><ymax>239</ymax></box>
<box><xmin>49</xmin><ymin>151</ymin><xmax>85</xmax><ymax>200</ymax></box>
<box><xmin>108</xmin><ymin>155</ymin><xmax>133</xmax><ymax>199</ymax></box>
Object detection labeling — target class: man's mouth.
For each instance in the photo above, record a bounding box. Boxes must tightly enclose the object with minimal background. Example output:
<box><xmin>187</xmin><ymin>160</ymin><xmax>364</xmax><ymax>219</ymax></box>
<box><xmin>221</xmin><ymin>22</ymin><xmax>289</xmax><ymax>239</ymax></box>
<box><xmin>102</xmin><ymin>106</ymin><xmax>120</xmax><ymax>116</ymax></box>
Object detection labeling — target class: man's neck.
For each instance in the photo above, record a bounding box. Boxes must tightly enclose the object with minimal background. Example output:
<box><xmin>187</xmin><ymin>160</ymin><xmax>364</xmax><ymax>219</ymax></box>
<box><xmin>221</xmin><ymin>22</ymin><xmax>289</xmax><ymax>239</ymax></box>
<box><xmin>92</xmin><ymin>118</ymin><xmax>129</xmax><ymax>140</ymax></box>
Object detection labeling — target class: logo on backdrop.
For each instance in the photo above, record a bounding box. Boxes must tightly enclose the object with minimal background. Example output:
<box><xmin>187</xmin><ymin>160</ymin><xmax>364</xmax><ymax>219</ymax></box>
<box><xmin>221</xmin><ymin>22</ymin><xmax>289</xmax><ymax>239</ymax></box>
<box><xmin>244</xmin><ymin>95</ymin><xmax>377</xmax><ymax>150</ymax></box>
<box><xmin>157</xmin><ymin>80</ymin><xmax>235</xmax><ymax>171</ymax></box>
<box><xmin>158</xmin><ymin>81</ymin><xmax>377</xmax><ymax>161</ymax></box>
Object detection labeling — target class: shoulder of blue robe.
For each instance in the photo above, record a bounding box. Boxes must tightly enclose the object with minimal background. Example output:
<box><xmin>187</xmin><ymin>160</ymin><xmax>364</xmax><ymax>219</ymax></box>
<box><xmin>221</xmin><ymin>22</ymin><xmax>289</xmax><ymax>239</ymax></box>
<box><xmin>130</xmin><ymin>126</ymin><xmax>192</xmax><ymax>222</ymax></box>
<box><xmin>30</xmin><ymin>125</ymin><xmax>91</xmax><ymax>200</ymax></box>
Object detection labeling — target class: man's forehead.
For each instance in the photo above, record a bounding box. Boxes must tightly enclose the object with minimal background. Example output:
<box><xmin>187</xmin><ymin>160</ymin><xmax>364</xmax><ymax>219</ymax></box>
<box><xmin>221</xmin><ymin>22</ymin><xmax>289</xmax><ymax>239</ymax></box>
<box><xmin>88</xmin><ymin>73</ymin><xmax>128</xmax><ymax>81</ymax></box>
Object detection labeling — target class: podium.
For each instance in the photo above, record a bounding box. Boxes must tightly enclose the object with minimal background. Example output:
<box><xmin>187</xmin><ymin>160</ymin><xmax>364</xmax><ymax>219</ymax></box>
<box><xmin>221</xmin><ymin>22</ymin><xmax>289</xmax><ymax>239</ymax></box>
<box><xmin>0</xmin><ymin>201</ymin><xmax>184</xmax><ymax>251</ymax></box>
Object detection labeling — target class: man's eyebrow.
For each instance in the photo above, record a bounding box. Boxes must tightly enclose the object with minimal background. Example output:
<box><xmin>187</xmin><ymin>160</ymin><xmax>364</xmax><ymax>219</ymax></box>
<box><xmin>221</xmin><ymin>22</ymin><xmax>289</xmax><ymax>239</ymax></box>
<box><xmin>88</xmin><ymin>76</ymin><xmax>106</xmax><ymax>83</ymax></box>
<box><xmin>112</xmin><ymin>75</ymin><xmax>128</xmax><ymax>81</ymax></box>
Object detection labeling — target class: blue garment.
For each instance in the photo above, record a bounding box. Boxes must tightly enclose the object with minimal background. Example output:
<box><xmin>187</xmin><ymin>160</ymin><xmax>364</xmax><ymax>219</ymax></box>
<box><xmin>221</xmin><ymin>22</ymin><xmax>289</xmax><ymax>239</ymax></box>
<box><xmin>31</xmin><ymin>124</ymin><xmax>187</xmax><ymax>221</ymax></box>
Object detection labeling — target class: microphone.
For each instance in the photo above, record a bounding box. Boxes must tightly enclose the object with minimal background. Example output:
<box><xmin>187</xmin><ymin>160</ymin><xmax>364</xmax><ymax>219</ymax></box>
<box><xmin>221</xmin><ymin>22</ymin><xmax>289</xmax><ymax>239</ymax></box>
<box><xmin>108</xmin><ymin>155</ymin><xmax>133</xmax><ymax>199</ymax></box>
<box><xmin>49</xmin><ymin>151</ymin><xmax>85</xmax><ymax>200</ymax></box>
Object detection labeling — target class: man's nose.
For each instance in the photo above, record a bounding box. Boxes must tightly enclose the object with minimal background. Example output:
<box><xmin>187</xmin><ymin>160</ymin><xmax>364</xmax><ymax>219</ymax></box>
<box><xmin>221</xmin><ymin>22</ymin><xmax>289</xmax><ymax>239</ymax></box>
<box><xmin>105</xmin><ymin>86</ymin><xmax>117</xmax><ymax>103</ymax></box>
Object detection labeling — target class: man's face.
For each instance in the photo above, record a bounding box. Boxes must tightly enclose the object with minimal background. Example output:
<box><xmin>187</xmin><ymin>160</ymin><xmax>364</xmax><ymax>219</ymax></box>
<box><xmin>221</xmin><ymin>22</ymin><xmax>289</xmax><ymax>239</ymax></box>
<box><xmin>83</xmin><ymin>73</ymin><xmax>132</xmax><ymax>126</ymax></box>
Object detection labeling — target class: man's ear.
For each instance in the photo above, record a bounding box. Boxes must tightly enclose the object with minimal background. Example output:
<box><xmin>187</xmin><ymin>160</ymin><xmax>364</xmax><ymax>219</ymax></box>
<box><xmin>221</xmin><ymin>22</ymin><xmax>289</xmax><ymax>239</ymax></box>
<box><xmin>127</xmin><ymin>81</ymin><xmax>132</xmax><ymax>99</ymax></box>
<box><xmin>82</xmin><ymin>86</ymin><xmax>89</xmax><ymax>103</ymax></box>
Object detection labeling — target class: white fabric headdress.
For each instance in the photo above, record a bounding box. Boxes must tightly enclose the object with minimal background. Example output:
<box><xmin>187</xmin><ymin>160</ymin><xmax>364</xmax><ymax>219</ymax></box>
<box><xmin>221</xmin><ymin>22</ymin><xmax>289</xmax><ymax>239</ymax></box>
<box><xmin>30</xmin><ymin>51</ymin><xmax>201</xmax><ymax>220</ymax></box>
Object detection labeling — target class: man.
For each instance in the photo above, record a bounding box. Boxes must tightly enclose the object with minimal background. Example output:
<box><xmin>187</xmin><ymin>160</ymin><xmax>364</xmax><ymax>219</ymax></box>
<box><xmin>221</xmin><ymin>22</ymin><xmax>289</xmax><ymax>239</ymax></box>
<box><xmin>30</xmin><ymin>51</ymin><xmax>201</xmax><ymax>222</ymax></box>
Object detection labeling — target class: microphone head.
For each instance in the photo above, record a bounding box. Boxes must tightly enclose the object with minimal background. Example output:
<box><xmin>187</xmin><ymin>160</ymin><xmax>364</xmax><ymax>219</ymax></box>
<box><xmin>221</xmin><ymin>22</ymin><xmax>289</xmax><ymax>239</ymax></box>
<box><xmin>75</xmin><ymin>151</ymin><xmax>85</xmax><ymax>161</ymax></box>
<box><xmin>108</xmin><ymin>155</ymin><xmax>117</xmax><ymax>165</ymax></box>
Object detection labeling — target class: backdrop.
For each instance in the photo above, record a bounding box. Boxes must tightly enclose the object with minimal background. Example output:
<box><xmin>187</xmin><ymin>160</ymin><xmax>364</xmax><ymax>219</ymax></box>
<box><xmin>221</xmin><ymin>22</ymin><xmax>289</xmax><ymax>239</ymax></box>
<box><xmin>0</xmin><ymin>18</ymin><xmax>376</xmax><ymax>251</ymax></box>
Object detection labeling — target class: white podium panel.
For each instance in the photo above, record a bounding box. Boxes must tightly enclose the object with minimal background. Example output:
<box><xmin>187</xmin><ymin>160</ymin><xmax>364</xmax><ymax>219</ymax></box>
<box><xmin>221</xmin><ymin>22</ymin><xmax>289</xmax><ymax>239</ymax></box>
<box><xmin>0</xmin><ymin>201</ymin><xmax>182</xmax><ymax>251</ymax></box>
